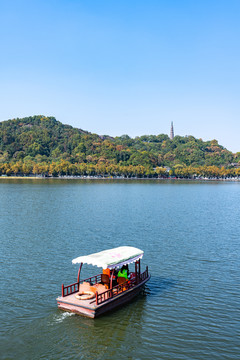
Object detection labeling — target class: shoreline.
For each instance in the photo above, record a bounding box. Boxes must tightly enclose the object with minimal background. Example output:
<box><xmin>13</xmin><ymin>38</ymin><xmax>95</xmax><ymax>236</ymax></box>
<box><xmin>0</xmin><ymin>175</ymin><xmax>240</xmax><ymax>182</ymax></box>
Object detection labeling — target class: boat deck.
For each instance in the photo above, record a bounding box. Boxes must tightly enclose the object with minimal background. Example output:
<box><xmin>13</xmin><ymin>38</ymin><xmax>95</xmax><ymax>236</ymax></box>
<box><xmin>57</xmin><ymin>282</ymin><xmax>106</xmax><ymax>308</ymax></box>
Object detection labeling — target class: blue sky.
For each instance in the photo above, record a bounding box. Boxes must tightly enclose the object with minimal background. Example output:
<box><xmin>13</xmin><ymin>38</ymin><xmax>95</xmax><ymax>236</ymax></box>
<box><xmin>0</xmin><ymin>0</ymin><xmax>239</xmax><ymax>152</ymax></box>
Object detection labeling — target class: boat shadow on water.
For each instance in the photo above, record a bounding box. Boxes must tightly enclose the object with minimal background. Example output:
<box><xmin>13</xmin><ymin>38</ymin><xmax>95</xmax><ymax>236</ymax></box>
<box><xmin>54</xmin><ymin>277</ymin><xmax>178</xmax><ymax>332</ymax></box>
<box><xmin>144</xmin><ymin>276</ymin><xmax>178</xmax><ymax>297</ymax></box>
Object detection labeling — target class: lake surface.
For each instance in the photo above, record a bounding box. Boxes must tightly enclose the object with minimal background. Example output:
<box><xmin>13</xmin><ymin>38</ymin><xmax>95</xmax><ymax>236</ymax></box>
<box><xmin>1</xmin><ymin>179</ymin><xmax>240</xmax><ymax>360</ymax></box>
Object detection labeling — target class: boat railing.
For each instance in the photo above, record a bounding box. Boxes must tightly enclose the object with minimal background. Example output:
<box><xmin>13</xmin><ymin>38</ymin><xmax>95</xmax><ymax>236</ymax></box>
<box><xmin>79</xmin><ymin>274</ymin><xmax>102</xmax><ymax>286</ymax></box>
<box><xmin>62</xmin><ymin>282</ymin><xmax>79</xmax><ymax>297</ymax></box>
<box><xmin>140</xmin><ymin>266</ymin><xmax>148</xmax><ymax>281</ymax></box>
<box><xmin>62</xmin><ymin>268</ymin><xmax>149</xmax><ymax>298</ymax></box>
<box><xmin>61</xmin><ymin>273</ymin><xmax>102</xmax><ymax>297</ymax></box>
<box><xmin>95</xmin><ymin>267</ymin><xmax>149</xmax><ymax>305</ymax></box>
<box><xmin>94</xmin><ymin>278</ymin><xmax>134</xmax><ymax>305</ymax></box>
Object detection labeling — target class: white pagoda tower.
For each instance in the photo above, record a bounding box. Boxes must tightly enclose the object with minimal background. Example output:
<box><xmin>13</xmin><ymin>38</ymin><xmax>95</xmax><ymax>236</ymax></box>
<box><xmin>170</xmin><ymin>122</ymin><xmax>174</xmax><ymax>140</ymax></box>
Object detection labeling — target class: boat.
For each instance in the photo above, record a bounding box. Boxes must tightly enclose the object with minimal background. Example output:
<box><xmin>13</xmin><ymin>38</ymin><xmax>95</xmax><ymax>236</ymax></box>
<box><xmin>56</xmin><ymin>246</ymin><xmax>151</xmax><ymax>318</ymax></box>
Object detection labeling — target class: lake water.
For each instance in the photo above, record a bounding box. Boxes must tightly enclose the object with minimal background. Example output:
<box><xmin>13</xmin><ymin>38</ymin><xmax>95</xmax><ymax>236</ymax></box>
<box><xmin>1</xmin><ymin>179</ymin><xmax>240</xmax><ymax>360</ymax></box>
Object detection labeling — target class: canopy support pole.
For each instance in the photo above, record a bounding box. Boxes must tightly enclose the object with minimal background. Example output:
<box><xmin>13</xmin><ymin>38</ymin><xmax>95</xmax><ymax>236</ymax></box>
<box><xmin>135</xmin><ymin>261</ymin><xmax>138</xmax><ymax>284</ymax></box>
<box><xmin>110</xmin><ymin>270</ymin><xmax>114</xmax><ymax>290</ymax></box>
<box><xmin>77</xmin><ymin>263</ymin><xmax>83</xmax><ymax>289</ymax></box>
<box><xmin>135</xmin><ymin>259</ymin><xmax>141</xmax><ymax>284</ymax></box>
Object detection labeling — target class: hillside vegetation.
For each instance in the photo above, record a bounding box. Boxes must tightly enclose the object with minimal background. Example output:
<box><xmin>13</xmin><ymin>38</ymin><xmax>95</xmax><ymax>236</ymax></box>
<box><xmin>0</xmin><ymin>115</ymin><xmax>239</xmax><ymax>178</ymax></box>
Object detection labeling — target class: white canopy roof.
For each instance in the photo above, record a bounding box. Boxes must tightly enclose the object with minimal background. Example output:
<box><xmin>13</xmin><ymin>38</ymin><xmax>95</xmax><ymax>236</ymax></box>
<box><xmin>72</xmin><ymin>246</ymin><xmax>143</xmax><ymax>270</ymax></box>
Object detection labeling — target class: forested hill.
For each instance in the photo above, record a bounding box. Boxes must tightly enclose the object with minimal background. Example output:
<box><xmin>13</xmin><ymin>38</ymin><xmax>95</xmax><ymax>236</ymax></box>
<box><xmin>0</xmin><ymin>115</ymin><xmax>239</xmax><ymax>177</ymax></box>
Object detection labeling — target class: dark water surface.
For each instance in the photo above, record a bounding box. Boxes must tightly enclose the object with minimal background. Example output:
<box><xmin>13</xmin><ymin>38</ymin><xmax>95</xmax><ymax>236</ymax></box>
<box><xmin>1</xmin><ymin>179</ymin><xmax>240</xmax><ymax>360</ymax></box>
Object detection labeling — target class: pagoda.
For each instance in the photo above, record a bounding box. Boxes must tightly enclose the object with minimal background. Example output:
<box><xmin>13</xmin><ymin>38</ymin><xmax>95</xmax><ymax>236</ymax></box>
<box><xmin>170</xmin><ymin>122</ymin><xmax>174</xmax><ymax>140</ymax></box>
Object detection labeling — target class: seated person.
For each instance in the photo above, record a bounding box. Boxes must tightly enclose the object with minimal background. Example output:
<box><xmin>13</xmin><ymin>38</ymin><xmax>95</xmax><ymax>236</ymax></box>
<box><xmin>118</xmin><ymin>265</ymin><xmax>129</xmax><ymax>280</ymax></box>
<box><xmin>101</xmin><ymin>268</ymin><xmax>110</xmax><ymax>288</ymax></box>
<box><xmin>102</xmin><ymin>268</ymin><xmax>110</xmax><ymax>277</ymax></box>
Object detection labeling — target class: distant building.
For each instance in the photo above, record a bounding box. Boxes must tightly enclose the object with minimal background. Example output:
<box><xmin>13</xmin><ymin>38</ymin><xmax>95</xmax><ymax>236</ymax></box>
<box><xmin>170</xmin><ymin>122</ymin><xmax>174</xmax><ymax>140</ymax></box>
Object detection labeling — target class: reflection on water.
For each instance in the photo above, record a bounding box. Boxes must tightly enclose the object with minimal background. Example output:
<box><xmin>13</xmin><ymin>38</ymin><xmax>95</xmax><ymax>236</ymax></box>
<box><xmin>148</xmin><ymin>276</ymin><xmax>178</xmax><ymax>297</ymax></box>
<box><xmin>1</xmin><ymin>179</ymin><xmax>240</xmax><ymax>360</ymax></box>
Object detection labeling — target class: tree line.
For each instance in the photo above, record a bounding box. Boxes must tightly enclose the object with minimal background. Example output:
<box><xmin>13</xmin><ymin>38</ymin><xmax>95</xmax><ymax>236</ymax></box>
<box><xmin>0</xmin><ymin>160</ymin><xmax>239</xmax><ymax>178</ymax></box>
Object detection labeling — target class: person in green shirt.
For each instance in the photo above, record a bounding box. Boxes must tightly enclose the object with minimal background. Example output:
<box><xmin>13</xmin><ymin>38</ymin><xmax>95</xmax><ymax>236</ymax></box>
<box><xmin>118</xmin><ymin>265</ymin><xmax>129</xmax><ymax>280</ymax></box>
